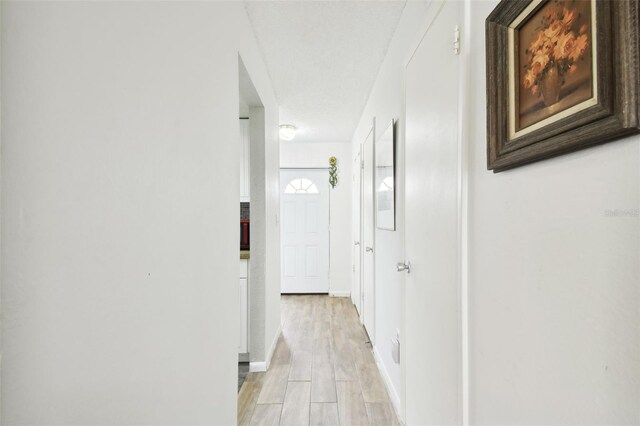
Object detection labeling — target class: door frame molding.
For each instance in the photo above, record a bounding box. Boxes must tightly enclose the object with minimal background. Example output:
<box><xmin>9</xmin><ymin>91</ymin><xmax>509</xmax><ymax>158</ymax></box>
<box><xmin>360</xmin><ymin>118</ymin><xmax>376</xmax><ymax>342</ymax></box>
<box><xmin>352</xmin><ymin>151</ymin><xmax>363</xmax><ymax>314</ymax></box>
<box><xmin>457</xmin><ymin>2</ymin><xmax>471</xmax><ymax>424</ymax></box>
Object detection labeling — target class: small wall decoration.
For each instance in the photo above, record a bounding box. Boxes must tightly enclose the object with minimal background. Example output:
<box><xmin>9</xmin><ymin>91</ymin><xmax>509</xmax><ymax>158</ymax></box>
<box><xmin>329</xmin><ymin>156</ymin><xmax>338</xmax><ymax>188</ymax></box>
<box><xmin>486</xmin><ymin>0</ymin><xmax>639</xmax><ymax>172</ymax></box>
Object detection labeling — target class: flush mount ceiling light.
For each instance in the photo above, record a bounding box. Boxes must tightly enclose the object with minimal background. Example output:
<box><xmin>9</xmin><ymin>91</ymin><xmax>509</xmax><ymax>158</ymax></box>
<box><xmin>279</xmin><ymin>125</ymin><xmax>297</xmax><ymax>141</ymax></box>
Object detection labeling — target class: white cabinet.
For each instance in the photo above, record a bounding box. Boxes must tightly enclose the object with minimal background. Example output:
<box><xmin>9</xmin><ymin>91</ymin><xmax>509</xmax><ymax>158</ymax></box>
<box><xmin>239</xmin><ymin>119</ymin><xmax>250</xmax><ymax>202</ymax></box>
<box><xmin>239</xmin><ymin>259</ymin><xmax>249</xmax><ymax>353</ymax></box>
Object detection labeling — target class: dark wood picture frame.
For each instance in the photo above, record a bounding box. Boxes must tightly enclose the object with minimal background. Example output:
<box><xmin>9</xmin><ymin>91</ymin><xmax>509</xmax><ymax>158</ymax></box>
<box><xmin>486</xmin><ymin>0</ymin><xmax>639</xmax><ymax>172</ymax></box>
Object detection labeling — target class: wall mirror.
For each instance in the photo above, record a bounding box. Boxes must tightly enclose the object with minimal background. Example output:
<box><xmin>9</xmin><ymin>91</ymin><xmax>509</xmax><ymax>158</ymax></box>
<box><xmin>375</xmin><ymin>119</ymin><xmax>396</xmax><ymax>231</ymax></box>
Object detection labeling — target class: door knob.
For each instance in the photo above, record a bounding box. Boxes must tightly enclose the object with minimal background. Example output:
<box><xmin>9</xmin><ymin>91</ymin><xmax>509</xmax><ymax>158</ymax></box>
<box><xmin>365</xmin><ymin>246</ymin><xmax>374</xmax><ymax>253</ymax></box>
<box><xmin>396</xmin><ymin>262</ymin><xmax>411</xmax><ymax>273</ymax></box>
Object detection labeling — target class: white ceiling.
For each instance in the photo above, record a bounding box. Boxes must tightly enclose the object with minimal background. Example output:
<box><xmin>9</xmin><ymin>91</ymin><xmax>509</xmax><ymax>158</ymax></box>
<box><xmin>245</xmin><ymin>1</ymin><xmax>406</xmax><ymax>143</ymax></box>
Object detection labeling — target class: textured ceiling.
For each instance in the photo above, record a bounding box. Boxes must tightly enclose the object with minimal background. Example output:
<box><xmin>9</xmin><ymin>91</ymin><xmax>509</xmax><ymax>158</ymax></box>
<box><xmin>245</xmin><ymin>1</ymin><xmax>406</xmax><ymax>143</ymax></box>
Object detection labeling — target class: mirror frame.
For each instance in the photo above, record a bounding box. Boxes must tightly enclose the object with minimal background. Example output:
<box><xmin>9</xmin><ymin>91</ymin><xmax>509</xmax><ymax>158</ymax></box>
<box><xmin>375</xmin><ymin>119</ymin><xmax>396</xmax><ymax>231</ymax></box>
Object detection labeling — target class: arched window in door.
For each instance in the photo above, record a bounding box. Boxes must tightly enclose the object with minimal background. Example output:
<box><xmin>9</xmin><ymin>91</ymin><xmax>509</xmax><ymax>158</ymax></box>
<box><xmin>284</xmin><ymin>178</ymin><xmax>320</xmax><ymax>194</ymax></box>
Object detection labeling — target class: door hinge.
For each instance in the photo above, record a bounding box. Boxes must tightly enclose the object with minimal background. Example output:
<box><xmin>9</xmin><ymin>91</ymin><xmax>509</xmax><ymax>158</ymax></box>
<box><xmin>361</xmin><ymin>160</ymin><xmax>365</xmax><ymax>170</ymax></box>
<box><xmin>453</xmin><ymin>26</ymin><xmax>461</xmax><ymax>55</ymax></box>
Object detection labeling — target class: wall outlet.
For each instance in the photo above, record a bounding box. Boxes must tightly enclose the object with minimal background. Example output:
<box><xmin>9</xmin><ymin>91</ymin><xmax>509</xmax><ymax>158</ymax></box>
<box><xmin>390</xmin><ymin>328</ymin><xmax>400</xmax><ymax>364</ymax></box>
<box><xmin>391</xmin><ymin>336</ymin><xmax>400</xmax><ymax>364</ymax></box>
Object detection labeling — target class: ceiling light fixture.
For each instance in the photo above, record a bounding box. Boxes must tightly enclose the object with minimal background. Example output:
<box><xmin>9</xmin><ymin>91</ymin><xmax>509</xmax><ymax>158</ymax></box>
<box><xmin>279</xmin><ymin>125</ymin><xmax>297</xmax><ymax>141</ymax></box>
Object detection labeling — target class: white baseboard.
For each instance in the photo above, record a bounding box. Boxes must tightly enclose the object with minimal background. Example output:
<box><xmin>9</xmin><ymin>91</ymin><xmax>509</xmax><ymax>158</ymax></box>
<box><xmin>249</xmin><ymin>323</ymin><xmax>283</xmax><ymax>373</ymax></box>
<box><xmin>265</xmin><ymin>324</ymin><xmax>282</xmax><ymax>370</ymax></box>
<box><xmin>249</xmin><ymin>361</ymin><xmax>266</xmax><ymax>372</ymax></box>
<box><xmin>329</xmin><ymin>291</ymin><xmax>350</xmax><ymax>298</ymax></box>
<box><xmin>373</xmin><ymin>346</ymin><xmax>403</xmax><ymax>423</ymax></box>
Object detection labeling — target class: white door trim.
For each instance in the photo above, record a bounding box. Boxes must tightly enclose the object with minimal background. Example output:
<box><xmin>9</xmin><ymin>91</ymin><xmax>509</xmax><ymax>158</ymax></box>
<box><xmin>457</xmin><ymin>2</ymin><xmax>472</xmax><ymax>423</ymax></box>
<box><xmin>361</xmin><ymin>119</ymin><xmax>376</xmax><ymax>343</ymax></box>
<box><xmin>352</xmin><ymin>151</ymin><xmax>363</xmax><ymax>314</ymax></box>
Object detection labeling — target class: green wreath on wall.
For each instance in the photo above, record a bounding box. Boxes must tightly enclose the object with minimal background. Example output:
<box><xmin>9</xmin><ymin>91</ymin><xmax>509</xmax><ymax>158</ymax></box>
<box><xmin>329</xmin><ymin>156</ymin><xmax>338</xmax><ymax>189</ymax></box>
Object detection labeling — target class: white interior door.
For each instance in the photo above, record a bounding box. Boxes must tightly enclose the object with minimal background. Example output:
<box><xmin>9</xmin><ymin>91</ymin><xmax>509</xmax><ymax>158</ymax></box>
<box><xmin>362</xmin><ymin>126</ymin><xmax>375</xmax><ymax>341</ymax></box>
<box><xmin>280</xmin><ymin>169</ymin><xmax>330</xmax><ymax>294</ymax></box>
<box><xmin>404</xmin><ymin>1</ymin><xmax>463</xmax><ymax>424</ymax></box>
<box><xmin>352</xmin><ymin>151</ymin><xmax>362</xmax><ymax>315</ymax></box>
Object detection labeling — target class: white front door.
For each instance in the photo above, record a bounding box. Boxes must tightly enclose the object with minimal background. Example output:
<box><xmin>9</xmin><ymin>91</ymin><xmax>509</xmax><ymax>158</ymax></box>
<box><xmin>362</xmin><ymin>126</ymin><xmax>375</xmax><ymax>341</ymax></box>
<box><xmin>404</xmin><ymin>1</ymin><xmax>463</xmax><ymax>424</ymax></box>
<box><xmin>280</xmin><ymin>169</ymin><xmax>330</xmax><ymax>294</ymax></box>
<box><xmin>352</xmin><ymin>150</ymin><xmax>362</xmax><ymax>315</ymax></box>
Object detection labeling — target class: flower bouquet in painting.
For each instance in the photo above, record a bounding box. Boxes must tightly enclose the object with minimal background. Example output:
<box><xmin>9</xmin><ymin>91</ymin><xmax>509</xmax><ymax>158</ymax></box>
<box><xmin>522</xmin><ymin>2</ymin><xmax>590</xmax><ymax>107</ymax></box>
<box><xmin>514</xmin><ymin>0</ymin><xmax>594</xmax><ymax>133</ymax></box>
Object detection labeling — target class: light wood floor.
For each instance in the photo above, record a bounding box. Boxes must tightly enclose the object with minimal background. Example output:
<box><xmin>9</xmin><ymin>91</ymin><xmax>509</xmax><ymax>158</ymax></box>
<box><xmin>238</xmin><ymin>295</ymin><xmax>399</xmax><ymax>426</ymax></box>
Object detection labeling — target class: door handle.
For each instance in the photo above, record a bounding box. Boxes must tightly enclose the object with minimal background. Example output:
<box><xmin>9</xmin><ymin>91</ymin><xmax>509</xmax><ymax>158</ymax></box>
<box><xmin>396</xmin><ymin>262</ymin><xmax>411</xmax><ymax>273</ymax></box>
<box><xmin>354</xmin><ymin>241</ymin><xmax>360</xmax><ymax>246</ymax></box>
<box><xmin>365</xmin><ymin>246</ymin><xmax>374</xmax><ymax>253</ymax></box>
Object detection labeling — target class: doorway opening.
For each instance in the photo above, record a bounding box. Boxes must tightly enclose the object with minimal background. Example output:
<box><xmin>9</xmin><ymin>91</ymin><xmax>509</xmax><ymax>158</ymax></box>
<box><xmin>237</xmin><ymin>54</ymin><xmax>267</xmax><ymax>390</ymax></box>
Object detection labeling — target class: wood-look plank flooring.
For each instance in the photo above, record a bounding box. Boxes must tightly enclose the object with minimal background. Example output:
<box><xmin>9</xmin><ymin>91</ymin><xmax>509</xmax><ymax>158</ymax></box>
<box><xmin>238</xmin><ymin>295</ymin><xmax>399</xmax><ymax>426</ymax></box>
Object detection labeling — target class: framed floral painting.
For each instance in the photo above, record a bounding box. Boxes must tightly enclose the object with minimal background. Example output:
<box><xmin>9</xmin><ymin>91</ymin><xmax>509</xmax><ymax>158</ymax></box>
<box><xmin>486</xmin><ymin>0</ymin><xmax>639</xmax><ymax>172</ymax></box>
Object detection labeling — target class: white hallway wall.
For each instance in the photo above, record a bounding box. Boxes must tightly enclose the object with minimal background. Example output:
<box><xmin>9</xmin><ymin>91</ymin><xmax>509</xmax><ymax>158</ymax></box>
<box><xmin>280</xmin><ymin>141</ymin><xmax>352</xmax><ymax>297</ymax></box>
<box><xmin>248</xmin><ymin>106</ymin><xmax>282</xmax><ymax>368</ymax></box>
<box><xmin>353</xmin><ymin>0</ymin><xmax>639</xmax><ymax>423</ymax></box>
<box><xmin>349</xmin><ymin>1</ymin><xmax>433</xmax><ymax>415</ymax></box>
<box><xmin>467</xmin><ymin>1</ymin><xmax>639</xmax><ymax>423</ymax></box>
<box><xmin>1</xmin><ymin>2</ymin><xmax>280</xmax><ymax>424</ymax></box>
